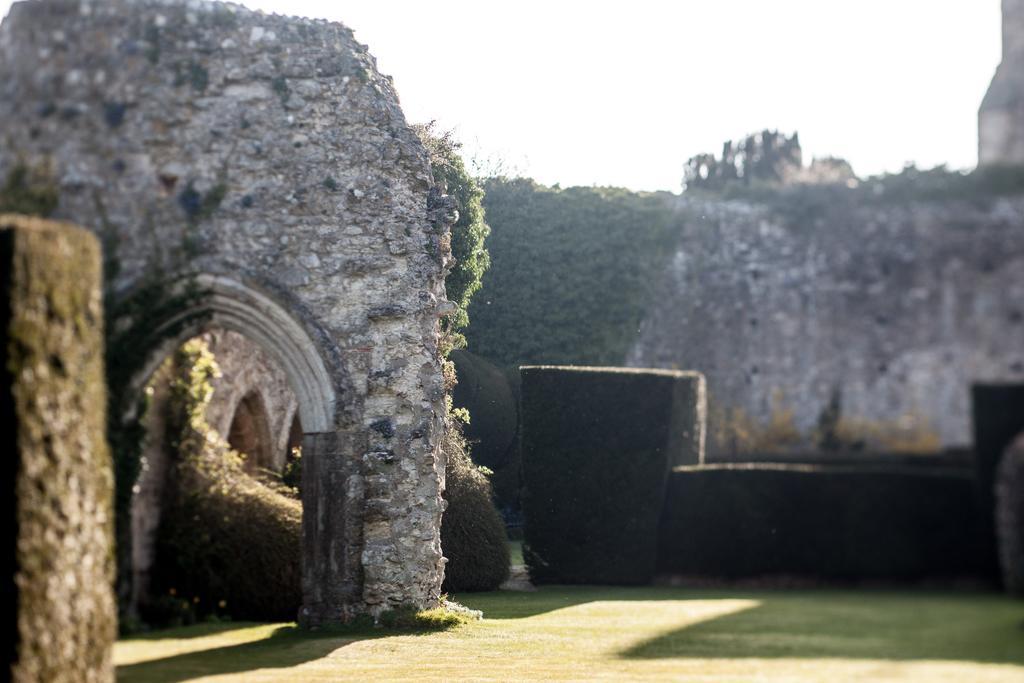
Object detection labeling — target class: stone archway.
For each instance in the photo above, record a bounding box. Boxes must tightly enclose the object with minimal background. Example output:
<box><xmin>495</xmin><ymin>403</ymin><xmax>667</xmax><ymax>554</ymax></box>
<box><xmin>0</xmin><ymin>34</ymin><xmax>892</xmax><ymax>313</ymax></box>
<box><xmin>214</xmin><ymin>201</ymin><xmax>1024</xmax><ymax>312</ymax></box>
<box><xmin>0</xmin><ymin>0</ymin><xmax>454</xmax><ymax>623</ymax></box>
<box><xmin>228</xmin><ymin>390</ymin><xmax>274</xmax><ymax>471</ymax></box>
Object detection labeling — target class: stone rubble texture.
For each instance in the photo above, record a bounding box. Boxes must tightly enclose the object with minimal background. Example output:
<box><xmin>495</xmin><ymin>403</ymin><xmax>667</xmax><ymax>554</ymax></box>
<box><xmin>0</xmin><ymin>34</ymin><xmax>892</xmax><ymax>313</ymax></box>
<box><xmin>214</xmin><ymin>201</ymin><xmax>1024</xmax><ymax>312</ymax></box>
<box><xmin>0</xmin><ymin>0</ymin><xmax>454</xmax><ymax>623</ymax></box>
<box><xmin>1</xmin><ymin>215</ymin><xmax>116</xmax><ymax>683</ymax></box>
<box><xmin>628</xmin><ymin>197</ymin><xmax>1024</xmax><ymax>455</ymax></box>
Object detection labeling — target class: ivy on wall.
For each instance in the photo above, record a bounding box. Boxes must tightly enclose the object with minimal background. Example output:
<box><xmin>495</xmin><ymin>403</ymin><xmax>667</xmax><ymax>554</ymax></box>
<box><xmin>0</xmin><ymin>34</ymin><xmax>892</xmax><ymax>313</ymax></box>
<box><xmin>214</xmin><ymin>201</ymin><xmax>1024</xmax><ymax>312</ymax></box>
<box><xmin>464</xmin><ymin>178</ymin><xmax>684</xmax><ymax>368</ymax></box>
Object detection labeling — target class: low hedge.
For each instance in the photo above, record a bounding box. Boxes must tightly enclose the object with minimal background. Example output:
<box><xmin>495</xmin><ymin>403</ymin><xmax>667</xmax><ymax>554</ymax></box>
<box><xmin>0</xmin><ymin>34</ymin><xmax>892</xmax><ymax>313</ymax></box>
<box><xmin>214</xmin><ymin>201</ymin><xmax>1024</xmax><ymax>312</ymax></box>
<box><xmin>440</xmin><ymin>421</ymin><xmax>510</xmax><ymax>592</ymax></box>
<box><xmin>521</xmin><ymin>366</ymin><xmax>706</xmax><ymax>584</ymax></box>
<box><xmin>658</xmin><ymin>463</ymin><xmax>995</xmax><ymax>580</ymax></box>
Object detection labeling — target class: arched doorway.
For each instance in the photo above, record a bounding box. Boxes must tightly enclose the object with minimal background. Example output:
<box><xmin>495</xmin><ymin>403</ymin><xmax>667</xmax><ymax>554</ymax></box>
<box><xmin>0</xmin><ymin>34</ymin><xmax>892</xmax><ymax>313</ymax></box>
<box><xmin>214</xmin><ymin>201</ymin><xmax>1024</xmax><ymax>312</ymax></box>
<box><xmin>228</xmin><ymin>391</ymin><xmax>274</xmax><ymax>473</ymax></box>
<box><xmin>121</xmin><ymin>276</ymin><xmax>337</xmax><ymax>616</ymax></box>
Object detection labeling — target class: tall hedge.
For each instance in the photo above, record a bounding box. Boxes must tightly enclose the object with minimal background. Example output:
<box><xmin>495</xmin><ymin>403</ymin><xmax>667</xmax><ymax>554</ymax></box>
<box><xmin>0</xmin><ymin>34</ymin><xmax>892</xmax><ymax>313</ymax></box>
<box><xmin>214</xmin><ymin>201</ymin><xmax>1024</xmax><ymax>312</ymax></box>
<box><xmin>1</xmin><ymin>215</ymin><xmax>115</xmax><ymax>682</ymax></box>
<box><xmin>465</xmin><ymin>179</ymin><xmax>683</xmax><ymax>367</ymax></box>
<box><xmin>450</xmin><ymin>349</ymin><xmax>520</xmax><ymax>510</ymax></box>
<box><xmin>658</xmin><ymin>463</ymin><xmax>994</xmax><ymax>580</ymax></box>
<box><xmin>521</xmin><ymin>366</ymin><xmax>706</xmax><ymax>584</ymax></box>
<box><xmin>996</xmin><ymin>439</ymin><xmax>1024</xmax><ymax>595</ymax></box>
<box><xmin>148</xmin><ymin>340</ymin><xmax>302</xmax><ymax>623</ymax></box>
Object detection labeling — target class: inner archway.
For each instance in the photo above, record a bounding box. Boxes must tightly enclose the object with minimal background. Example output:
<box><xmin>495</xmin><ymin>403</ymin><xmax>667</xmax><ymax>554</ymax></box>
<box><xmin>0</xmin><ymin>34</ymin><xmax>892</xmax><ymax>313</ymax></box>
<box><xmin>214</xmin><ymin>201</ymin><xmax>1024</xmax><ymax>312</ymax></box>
<box><xmin>121</xmin><ymin>276</ymin><xmax>338</xmax><ymax>618</ymax></box>
<box><xmin>228</xmin><ymin>391</ymin><xmax>274</xmax><ymax>473</ymax></box>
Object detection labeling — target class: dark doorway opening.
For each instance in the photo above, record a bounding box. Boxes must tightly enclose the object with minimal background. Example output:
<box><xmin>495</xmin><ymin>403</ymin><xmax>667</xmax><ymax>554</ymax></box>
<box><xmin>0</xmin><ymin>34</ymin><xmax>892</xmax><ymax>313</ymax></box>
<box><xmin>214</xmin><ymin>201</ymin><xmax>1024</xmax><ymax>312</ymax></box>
<box><xmin>228</xmin><ymin>391</ymin><xmax>274</xmax><ymax>472</ymax></box>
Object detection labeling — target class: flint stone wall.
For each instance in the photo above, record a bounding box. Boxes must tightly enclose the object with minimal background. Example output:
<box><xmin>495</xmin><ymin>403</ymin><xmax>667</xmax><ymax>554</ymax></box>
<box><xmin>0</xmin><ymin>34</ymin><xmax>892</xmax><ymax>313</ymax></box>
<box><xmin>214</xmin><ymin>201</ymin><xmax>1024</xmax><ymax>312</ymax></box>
<box><xmin>628</xmin><ymin>196</ymin><xmax>1024</xmax><ymax>456</ymax></box>
<box><xmin>1</xmin><ymin>215</ymin><xmax>115</xmax><ymax>683</ymax></box>
<box><xmin>0</xmin><ymin>0</ymin><xmax>454</xmax><ymax>622</ymax></box>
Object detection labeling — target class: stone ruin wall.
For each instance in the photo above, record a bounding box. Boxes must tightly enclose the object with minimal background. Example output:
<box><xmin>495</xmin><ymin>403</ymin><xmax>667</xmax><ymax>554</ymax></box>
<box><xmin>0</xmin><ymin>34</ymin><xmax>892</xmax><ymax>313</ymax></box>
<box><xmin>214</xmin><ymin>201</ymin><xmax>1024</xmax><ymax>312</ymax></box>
<box><xmin>628</xmin><ymin>196</ymin><xmax>1024</xmax><ymax>457</ymax></box>
<box><xmin>0</xmin><ymin>0</ymin><xmax>455</xmax><ymax>621</ymax></box>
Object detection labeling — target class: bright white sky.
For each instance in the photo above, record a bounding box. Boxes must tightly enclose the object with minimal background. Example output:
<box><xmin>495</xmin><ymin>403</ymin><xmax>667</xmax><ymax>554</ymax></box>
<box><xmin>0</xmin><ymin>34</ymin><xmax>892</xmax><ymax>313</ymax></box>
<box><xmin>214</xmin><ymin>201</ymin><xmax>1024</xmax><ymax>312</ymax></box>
<box><xmin>0</xmin><ymin>0</ymin><xmax>1003</xmax><ymax>191</ymax></box>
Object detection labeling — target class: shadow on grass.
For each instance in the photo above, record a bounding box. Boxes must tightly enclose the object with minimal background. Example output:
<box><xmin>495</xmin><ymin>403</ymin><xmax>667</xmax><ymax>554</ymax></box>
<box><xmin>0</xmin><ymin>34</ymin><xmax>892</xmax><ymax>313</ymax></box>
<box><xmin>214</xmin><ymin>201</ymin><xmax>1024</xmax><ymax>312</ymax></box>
<box><xmin>116</xmin><ymin>625</ymin><xmax>388</xmax><ymax>683</ymax></box>
<box><xmin>456</xmin><ymin>585</ymin><xmax>719</xmax><ymax>619</ymax></box>
<box><xmin>122</xmin><ymin>621</ymin><xmax>264</xmax><ymax>642</ymax></box>
<box><xmin>619</xmin><ymin>591</ymin><xmax>1024</xmax><ymax>665</ymax></box>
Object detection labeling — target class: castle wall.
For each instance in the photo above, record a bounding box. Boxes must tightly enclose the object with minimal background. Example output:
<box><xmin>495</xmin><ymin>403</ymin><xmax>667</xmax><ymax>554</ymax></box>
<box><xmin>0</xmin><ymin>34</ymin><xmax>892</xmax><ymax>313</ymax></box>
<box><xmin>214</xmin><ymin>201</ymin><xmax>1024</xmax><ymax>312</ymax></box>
<box><xmin>628</xmin><ymin>195</ymin><xmax>1024</xmax><ymax>457</ymax></box>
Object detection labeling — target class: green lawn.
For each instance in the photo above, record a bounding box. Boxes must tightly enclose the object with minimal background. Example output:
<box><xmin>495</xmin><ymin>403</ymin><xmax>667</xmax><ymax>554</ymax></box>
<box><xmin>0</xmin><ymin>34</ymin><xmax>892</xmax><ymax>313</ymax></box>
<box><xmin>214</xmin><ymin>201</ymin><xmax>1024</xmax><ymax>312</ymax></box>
<box><xmin>116</xmin><ymin>586</ymin><xmax>1024</xmax><ymax>682</ymax></box>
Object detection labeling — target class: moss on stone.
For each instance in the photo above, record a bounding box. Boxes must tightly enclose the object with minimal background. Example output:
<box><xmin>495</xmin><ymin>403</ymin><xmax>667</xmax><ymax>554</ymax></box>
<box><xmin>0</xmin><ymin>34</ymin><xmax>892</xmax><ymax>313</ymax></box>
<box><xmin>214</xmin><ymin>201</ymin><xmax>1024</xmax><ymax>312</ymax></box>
<box><xmin>1</xmin><ymin>214</ymin><xmax>116</xmax><ymax>681</ymax></box>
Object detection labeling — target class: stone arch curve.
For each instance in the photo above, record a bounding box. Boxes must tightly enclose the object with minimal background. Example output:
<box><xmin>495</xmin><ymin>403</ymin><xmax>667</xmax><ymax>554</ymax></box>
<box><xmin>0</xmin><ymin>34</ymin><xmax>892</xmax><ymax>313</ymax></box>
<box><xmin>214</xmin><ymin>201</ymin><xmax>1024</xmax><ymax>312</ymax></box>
<box><xmin>124</xmin><ymin>274</ymin><xmax>336</xmax><ymax>435</ymax></box>
<box><xmin>124</xmin><ymin>274</ymin><xmax>336</xmax><ymax>612</ymax></box>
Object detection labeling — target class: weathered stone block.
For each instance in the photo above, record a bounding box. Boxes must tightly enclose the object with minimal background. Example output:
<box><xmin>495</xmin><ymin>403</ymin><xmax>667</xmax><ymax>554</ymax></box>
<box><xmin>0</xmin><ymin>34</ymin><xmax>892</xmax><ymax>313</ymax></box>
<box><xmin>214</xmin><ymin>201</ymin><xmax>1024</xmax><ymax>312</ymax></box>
<box><xmin>1</xmin><ymin>214</ymin><xmax>115</xmax><ymax>682</ymax></box>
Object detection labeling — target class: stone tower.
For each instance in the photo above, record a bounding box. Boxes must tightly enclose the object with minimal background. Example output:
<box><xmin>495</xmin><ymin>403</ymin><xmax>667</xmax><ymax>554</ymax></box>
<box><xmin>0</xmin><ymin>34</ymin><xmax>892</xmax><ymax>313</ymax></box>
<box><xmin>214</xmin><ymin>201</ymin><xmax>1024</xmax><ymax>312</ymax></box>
<box><xmin>980</xmin><ymin>0</ymin><xmax>1024</xmax><ymax>166</ymax></box>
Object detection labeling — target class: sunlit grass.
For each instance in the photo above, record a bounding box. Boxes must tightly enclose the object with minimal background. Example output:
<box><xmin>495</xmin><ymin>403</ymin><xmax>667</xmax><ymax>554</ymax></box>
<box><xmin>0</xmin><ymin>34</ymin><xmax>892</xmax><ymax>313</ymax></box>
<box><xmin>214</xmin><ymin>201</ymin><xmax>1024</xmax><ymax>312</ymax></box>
<box><xmin>116</xmin><ymin>586</ymin><xmax>1024</xmax><ymax>682</ymax></box>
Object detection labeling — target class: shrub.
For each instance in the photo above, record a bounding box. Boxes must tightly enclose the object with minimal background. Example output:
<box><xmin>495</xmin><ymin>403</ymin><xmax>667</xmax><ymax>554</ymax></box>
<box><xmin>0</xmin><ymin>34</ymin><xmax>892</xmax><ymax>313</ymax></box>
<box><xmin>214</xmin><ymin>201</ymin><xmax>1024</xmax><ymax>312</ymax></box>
<box><xmin>414</xmin><ymin>124</ymin><xmax>490</xmax><ymax>341</ymax></box>
<box><xmin>658</xmin><ymin>463</ymin><xmax>994</xmax><ymax>580</ymax></box>
<box><xmin>148</xmin><ymin>340</ymin><xmax>302</xmax><ymax>623</ymax></box>
<box><xmin>520</xmin><ymin>366</ymin><xmax>706</xmax><ymax>584</ymax></box>
<box><xmin>995</xmin><ymin>438</ymin><xmax>1024</xmax><ymax>595</ymax></box>
<box><xmin>440</xmin><ymin>420</ymin><xmax>510</xmax><ymax>592</ymax></box>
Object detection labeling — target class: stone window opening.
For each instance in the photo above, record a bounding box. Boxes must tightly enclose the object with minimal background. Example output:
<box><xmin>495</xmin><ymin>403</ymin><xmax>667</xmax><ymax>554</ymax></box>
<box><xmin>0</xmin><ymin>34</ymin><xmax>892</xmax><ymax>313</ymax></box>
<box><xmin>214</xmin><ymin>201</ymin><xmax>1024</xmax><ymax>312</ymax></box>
<box><xmin>228</xmin><ymin>390</ymin><xmax>275</xmax><ymax>473</ymax></box>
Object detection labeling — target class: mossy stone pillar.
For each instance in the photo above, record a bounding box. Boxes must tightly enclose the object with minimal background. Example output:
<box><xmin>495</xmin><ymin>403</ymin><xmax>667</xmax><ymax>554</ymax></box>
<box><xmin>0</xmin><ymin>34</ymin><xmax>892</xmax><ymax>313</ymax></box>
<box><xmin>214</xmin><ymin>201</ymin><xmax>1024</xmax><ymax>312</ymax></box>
<box><xmin>1</xmin><ymin>215</ymin><xmax>115</xmax><ymax>682</ymax></box>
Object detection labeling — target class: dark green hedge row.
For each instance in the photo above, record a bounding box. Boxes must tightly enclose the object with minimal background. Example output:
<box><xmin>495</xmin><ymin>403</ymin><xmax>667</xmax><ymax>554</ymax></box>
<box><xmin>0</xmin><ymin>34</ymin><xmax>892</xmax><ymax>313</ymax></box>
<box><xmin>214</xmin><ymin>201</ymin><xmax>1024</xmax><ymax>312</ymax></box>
<box><xmin>658</xmin><ymin>463</ymin><xmax>996</xmax><ymax>580</ymax></box>
<box><xmin>521</xmin><ymin>366</ymin><xmax>705</xmax><ymax>584</ymax></box>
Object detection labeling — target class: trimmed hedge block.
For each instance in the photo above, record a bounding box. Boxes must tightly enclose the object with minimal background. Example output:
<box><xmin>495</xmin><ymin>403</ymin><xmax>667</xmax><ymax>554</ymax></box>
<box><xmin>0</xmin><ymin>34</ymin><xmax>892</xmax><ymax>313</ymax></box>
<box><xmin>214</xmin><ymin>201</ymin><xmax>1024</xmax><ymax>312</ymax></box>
<box><xmin>1</xmin><ymin>215</ymin><xmax>116</xmax><ymax>681</ymax></box>
<box><xmin>521</xmin><ymin>366</ymin><xmax>706</xmax><ymax>584</ymax></box>
<box><xmin>995</xmin><ymin>438</ymin><xmax>1024</xmax><ymax>595</ymax></box>
<box><xmin>658</xmin><ymin>463</ymin><xmax>994</xmax><ymax>580</ymax></box>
